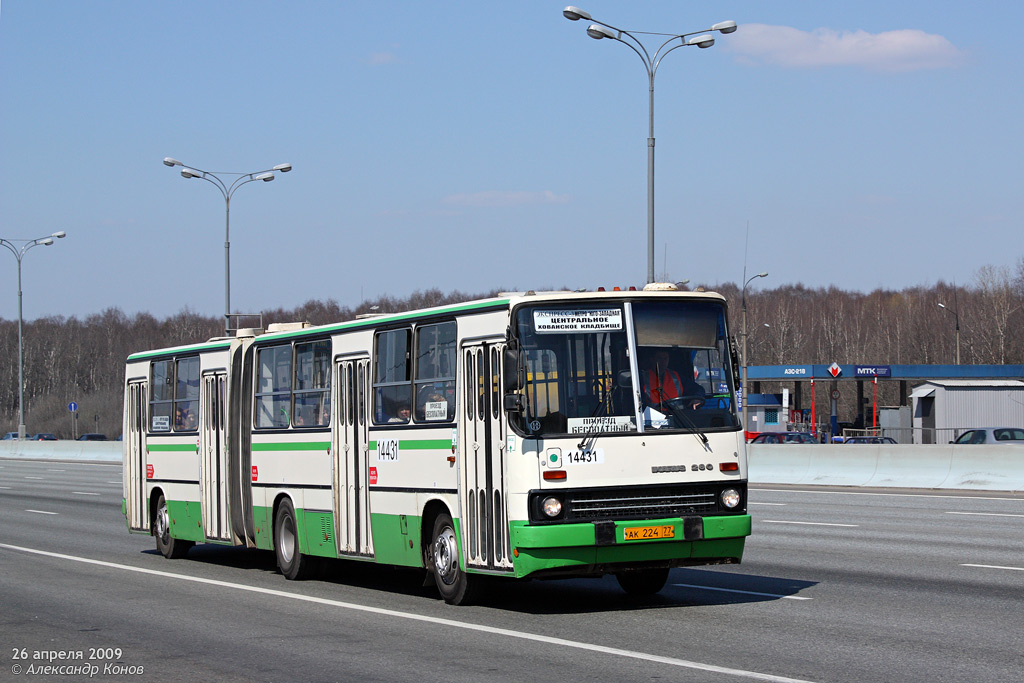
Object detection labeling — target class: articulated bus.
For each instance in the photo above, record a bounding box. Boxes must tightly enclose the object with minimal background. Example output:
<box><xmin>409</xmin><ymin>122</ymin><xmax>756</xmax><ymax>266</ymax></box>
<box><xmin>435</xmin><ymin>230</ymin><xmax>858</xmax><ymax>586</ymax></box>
<box><xmin>122</xmin><ymin>285</ymin><xmax>751</xmax><ymax>604</ymax></box>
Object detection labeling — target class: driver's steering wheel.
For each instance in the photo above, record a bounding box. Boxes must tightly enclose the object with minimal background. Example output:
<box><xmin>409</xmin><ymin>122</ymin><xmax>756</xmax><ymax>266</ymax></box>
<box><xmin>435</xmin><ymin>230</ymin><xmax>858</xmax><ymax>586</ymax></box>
<box><xmin>661</xmin><ymin>395</ymin><xmax>706</xmax><ymax>411</ymax></box>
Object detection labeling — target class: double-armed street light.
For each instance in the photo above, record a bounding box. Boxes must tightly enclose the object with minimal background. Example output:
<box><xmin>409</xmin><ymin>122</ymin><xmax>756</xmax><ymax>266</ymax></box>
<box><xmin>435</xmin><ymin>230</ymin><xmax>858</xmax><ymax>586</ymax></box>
<box><xmin>163</xmin><ymin>158</ymin><xmax>292</xmax><ymax>335</ymax></box>
<box><xmin>1</xmin><ymin>231</ymin><xmax>67</xmax><ymax>439</ymax></box>
<box><xmin>741</xmin><ymin>271</ymin><xmax>768</xmax><ymax>433</ymax></box>
<box><xmin>562</xmin><ymin>7</ymin><xmax>737</xmax><ymax>284</ymax></box>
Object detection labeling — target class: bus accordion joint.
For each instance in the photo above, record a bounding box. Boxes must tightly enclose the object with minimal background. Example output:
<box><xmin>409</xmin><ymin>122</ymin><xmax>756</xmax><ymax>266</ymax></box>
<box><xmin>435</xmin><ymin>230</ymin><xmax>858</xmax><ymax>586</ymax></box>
<box><xmin>543</xmin><ymin>470</ymin><xmax>567</xmax><ymax>481</ymax></box>
<box><xmin>719</xmin><ymin>462</ymin><xmax>739</xmax><ymax>472</ymax></box>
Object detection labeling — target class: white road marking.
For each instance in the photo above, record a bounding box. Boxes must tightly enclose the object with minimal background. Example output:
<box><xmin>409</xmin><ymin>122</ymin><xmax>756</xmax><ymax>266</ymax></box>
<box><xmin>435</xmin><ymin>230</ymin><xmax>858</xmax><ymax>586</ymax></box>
<box><xmin>753</xmin><ymin>488</ymin><xmax>1022</xmax><ymax>502</ymax></box>
<box><xmin>47</xmin><ymin>469</ymin><xmax>66</xmax><ymax>472</ymax></box>
<box><xmin>72</xmin><ymin>491</ymin><xmax>100</xmax><ymax>496</ymax></box>
<box><xmin>749</xmin><ymin>502</ymin><xmax>787</xmax><ymax>506</ymax></box>
<box><xmin>25</xmin><ymin>510</ymin><xmax>58</xmax><ymax>515</ymax></box>
<box><xmin>0</xmin><ymin>543</ymin><xmax>816</xmax><ymax>683</ymax></box>
<box><xmin>946</xmin><ymin>511</ymin><xmax>1024</xmax><ymax>518</ymax></box>
<box><xmin>25</xmin><ymin>476</ymin><xmax>43</xmax><ymax>480</ymax></box>
<box><xmin>672</xmin><ymin>583</ymin><xmax>812</xmax><ymax>601</ymax></box>
<box><xmin>761</xmin><ymin>520</ymin><xmax>858</xmax><ymax>527</ymax></box>
<box><xmin>962</xmin><ymin>563</ymin><xmax>1024</xmax><ymax>572</ymax></box>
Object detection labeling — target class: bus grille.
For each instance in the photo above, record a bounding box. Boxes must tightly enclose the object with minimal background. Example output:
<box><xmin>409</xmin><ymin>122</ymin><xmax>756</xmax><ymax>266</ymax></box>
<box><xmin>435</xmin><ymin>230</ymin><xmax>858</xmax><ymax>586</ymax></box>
<box><xmin>527</xmin><ymin>483</ymin><xmax>743</xmax><ymax>523</ymax></box>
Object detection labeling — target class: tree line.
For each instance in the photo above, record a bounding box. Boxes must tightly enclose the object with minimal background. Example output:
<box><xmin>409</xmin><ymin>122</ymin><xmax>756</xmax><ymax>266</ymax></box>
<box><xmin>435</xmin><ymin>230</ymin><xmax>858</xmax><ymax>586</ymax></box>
<box><xmin>2</xmin><ymin>262</ymin><xmax>1022</xmax><ymax>438</ymax></box>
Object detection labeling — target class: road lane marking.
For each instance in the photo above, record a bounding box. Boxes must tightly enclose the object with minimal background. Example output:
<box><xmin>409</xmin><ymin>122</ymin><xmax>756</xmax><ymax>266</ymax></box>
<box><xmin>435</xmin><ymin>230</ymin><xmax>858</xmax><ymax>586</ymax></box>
<box><xmin>749</xmin><ymin>502</ymin><xmax>787</xmax><ymax>506</ymax></box>
<box><xmin>25</xmin><ymin>476</ymin><xmax>43</xmax><ymax>480</ymax></box>
<box><xmin>946</xmin><ymin>511</ymin><xmax>1024</xmax><ymax>518</ymax></box>
<box><xmin>0</xmin><ymin>543</ymin><xmax>816</xmax><ymax>683</ymax></box>
<box><xmin>962</xmin><ymin>564</ymin><xmax>1024</xmax><ymax>572</ymax></box>
<box><xmin>671</xmin><ymin>583</ymin><xmax>812</xmax><ymax>601</ymax></box>
<box><xmin>753</xmin><ymin>488</ymin><xmax>1023</xmax><ymax>502</ymax></box>
<box><xmin>0</xmin><ymin>486</ymin><xmax>11</xmax><ymax>490</ymax></box>
<box><xmin>25</xmin><ymin>510</ymin><xmax>58</xmax><ymax>515</ymax></box>
<box><xmin>761</xmin><ymin>520</ymin><xmax>858</xmax><ymax>527</ymax></box>
<box><xmin>72</xmin><ymin>491</ymin><xmax>100</xmax><ymax>496</ymax></box>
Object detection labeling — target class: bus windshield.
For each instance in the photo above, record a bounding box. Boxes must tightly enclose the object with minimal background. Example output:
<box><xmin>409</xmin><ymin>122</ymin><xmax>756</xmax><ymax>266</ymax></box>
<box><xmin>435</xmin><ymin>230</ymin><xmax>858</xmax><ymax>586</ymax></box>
<box><xmin>511</xmin><ymin>299</ymin><xmax>739</xmax><ymax>436</ymax></box>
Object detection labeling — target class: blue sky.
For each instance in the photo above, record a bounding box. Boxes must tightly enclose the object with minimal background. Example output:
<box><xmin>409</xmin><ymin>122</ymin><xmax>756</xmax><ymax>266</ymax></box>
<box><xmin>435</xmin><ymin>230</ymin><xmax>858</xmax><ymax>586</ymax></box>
<box><xmin>1</xmin><ymin>1</ymin><xmax>1021</xmax><ymax>321</ymax></box>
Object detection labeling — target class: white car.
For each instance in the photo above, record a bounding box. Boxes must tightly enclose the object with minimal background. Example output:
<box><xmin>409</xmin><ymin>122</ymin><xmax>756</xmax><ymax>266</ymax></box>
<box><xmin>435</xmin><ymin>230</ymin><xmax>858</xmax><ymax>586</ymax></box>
<box><xmin>952</xmin><ymin>427</ymin><xmax>1024</xmax><ymax>444</ymax></box>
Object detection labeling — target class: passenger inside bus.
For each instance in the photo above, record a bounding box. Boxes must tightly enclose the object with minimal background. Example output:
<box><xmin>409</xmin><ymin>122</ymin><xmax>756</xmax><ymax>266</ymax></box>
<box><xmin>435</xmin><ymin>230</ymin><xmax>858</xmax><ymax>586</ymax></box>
<box><xmin>388</xmin><ymin>402</ymin><xmax>411</xmax><ymax>423</ymax></box>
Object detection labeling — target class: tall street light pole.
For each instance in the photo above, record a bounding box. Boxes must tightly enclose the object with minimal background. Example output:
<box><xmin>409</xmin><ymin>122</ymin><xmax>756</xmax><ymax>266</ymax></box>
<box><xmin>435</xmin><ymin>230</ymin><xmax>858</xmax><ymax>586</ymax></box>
<box><xmin>1</xmin><ymin>231</ymin><xmax>67</xmax><ymax>439</ymax></box>
<box><xmin>741</xmin><ymin>271</ymin><xmax>768</xmax><ymax>435</ymax></box>
<box><xmin>163</xmin><ymin>158</ymin><xmax>292</xmax><ymax>335</ymax></box>
<box><xmin>563</xmin><ymin>7</ymin><xmax>737</xmax><ymax>284</ymax></box>
<box><xmin>937</xmin><ymin>301</ymin><xmax>961</xmax><ymax>365</ymax></box>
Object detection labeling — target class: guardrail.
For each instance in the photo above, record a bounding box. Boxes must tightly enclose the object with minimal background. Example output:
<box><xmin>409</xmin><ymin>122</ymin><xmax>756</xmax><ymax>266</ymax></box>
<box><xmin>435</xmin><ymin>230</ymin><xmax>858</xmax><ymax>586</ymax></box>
<box><xmin>0</xmin><ymin>440</ymin><xmax>121</xmax><ymax>462</ymax></box>
<box><xmin>4</xmin><ymin>440</ymin><xmax>1023</xmax><ymax>492</ymax></box>
<box><xmin>749</xmin><ymin>443</ymin><xmax>1024</xmax><ymax>492</ymax></box>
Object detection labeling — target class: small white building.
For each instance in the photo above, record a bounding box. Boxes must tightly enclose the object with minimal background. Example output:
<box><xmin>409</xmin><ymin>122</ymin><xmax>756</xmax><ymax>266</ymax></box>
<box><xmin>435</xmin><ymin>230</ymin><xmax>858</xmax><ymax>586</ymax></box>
<box><xmin>910</xmin><ymin>379</ymin><xmax>1024</xmax><ymax>444</ymax></box>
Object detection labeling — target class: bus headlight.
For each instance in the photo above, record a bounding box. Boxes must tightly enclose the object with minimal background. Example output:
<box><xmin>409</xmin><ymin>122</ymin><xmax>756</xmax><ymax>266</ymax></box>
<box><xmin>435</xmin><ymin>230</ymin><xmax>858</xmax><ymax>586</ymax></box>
<box><xmin>720</xmin><ymin>488</ymin><xmax>741</xmax><ymax>509</ymax></box>
<box><xmin>541</xmin><ymin>496</ymin><xmax>563</xmax><ymax>518</ymax></box>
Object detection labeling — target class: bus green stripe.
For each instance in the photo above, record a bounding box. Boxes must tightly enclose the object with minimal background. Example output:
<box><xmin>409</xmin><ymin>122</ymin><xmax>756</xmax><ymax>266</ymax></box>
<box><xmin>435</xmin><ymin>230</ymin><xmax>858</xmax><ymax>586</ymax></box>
<box><xmin>369</xmin><ymin>439</ymin><xmax>452</xmax><ymax>450</ymax></box>
<box><xmin>127</xmin><ymin>341</ymin><xmax>232</xmax><ymax>361</ymax></box>
<box><xmin>251</xmin><ymin>442</ymin><xmax>332</xmax><ymax>451</ymax></box>
<box><xmin>147</xmin><ymin>444</ymin><xmax>198</xmax><ymax>452</ymax></box>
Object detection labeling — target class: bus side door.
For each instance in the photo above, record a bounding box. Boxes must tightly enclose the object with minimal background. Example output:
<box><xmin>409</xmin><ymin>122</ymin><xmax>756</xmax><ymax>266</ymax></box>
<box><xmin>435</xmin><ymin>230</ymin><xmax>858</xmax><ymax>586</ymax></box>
<box><xmin>200</xmin><ymin>371</ymin><xmax>230</xmax><ymax>541</ymax></box>
<box><xmin>460</xmin><ymin>340</ymin><xmax>513</xmax><ymax>573</ymax></box>
<box><xmin>334</xmin><ymin>357</ymin><xmax>374</xmax><ymax>557</ymax></box>
<box><xmin>124</xmin><ymin>379</ymin><xmax>149</xmax><ymax>532</ymax></box>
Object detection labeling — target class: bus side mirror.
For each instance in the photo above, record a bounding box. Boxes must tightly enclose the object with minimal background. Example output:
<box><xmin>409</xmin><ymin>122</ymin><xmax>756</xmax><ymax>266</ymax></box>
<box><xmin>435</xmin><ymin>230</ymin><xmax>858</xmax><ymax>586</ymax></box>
<box><xmin>616</xmin><ymin>369</ymin><xmax>632</xmax><ymax>388</ymax></box>
<box><xmin>503</xmin><ymin>394</ymin><xmax>524</xmax><ymax>413</ymax></box>
<box><xmin>502</xmin><ymin>347</ymin><xmax>523</xmax><ymax>392</ymax></box>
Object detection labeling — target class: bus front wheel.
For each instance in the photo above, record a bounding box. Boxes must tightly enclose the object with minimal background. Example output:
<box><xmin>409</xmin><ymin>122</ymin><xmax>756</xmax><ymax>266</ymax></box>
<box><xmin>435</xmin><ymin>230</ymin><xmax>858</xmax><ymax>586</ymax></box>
<box><xmin>430</xmin><ymin>513</ymin><xmax>476</xmax><ymax>605</ymax></box>
<box><xmin>153</xmin><ymin>493</ymin><xmax>193</xmax><ymax>559</ymax></box>
<box><xmin>616</xmin><ymin>567</ymin><xmax>670</xmax><ymax>596</ymax></box>
<box><xmin>274</xmin><ymin>499</ymin><xmax>316</xmax><ymax>580</ymax></box>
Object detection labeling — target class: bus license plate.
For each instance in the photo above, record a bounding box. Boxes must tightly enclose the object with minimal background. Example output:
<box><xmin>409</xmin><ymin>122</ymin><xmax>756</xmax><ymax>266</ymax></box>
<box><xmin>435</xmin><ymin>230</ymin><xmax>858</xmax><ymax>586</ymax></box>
<box><xmin>623</xmin><ymin>525</ymin><xmax>675</xmax><ymax>541</ymax></box>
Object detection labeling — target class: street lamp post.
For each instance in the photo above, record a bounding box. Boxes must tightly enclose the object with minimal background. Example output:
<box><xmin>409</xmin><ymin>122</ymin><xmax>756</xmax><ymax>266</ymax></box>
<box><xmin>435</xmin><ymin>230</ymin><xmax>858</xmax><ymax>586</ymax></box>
<box><xmin>563</xmin><ymin>7</ymin><xmax>736</xmax><ymax>284</ymax></box>
<box><xmin>741</xmin><ymin>271</ymin><xmax>768</xmax><ymax>434</ymax></box>
<box><xmin>937</xmin><ymin>301</ymin><xmax>961</xmax><ymax>365</ymax></box>
<box><xmin>163</xmin><ymin>158</ymin><xmax>292</xmax><ymax>335</ymax></box>
<box><xmin>1</xmin><ymin>231</ymin><xmax>67</xmax><ymax>439</ymax></box>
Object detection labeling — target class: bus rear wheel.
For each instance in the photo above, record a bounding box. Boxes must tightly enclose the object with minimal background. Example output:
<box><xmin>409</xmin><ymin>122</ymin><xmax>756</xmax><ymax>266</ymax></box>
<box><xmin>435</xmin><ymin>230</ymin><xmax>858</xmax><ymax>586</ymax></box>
<box><xmin>274</xmin><ymin>498</ymin><xmax>316</xmax><ymax>580</ymax></box>
<box><xmin>615</xmin><ymin>567</ymin><xmax>670</xmax><ymax>596</ymax></box>
<box><xmin>153</xmin><ymin>493</ymin><xmax>193</xmax><ymax>559</ymax></box>
<box><xmin>430</xmin><ymin>513</ymin><xmax>476</xmax><ymax>605</ymax></box>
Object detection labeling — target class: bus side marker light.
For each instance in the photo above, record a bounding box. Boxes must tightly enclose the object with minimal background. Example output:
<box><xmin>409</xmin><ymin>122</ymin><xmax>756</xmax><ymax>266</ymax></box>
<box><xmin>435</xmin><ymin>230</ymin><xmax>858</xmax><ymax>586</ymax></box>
<box><xmin>543</xmin><ymin>470</ymin><xmax>567</xmax><ymax>481</ymax></box>
<box><xmin>719</xmin><ymin>462</ymin><xmax>739</xmax><ymax>472</ymax></box>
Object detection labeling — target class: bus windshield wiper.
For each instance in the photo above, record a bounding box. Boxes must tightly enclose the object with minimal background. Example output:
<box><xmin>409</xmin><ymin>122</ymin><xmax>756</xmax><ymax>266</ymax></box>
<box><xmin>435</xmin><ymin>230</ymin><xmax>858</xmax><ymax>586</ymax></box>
<box><xmin>660</xmin><ymin>397</ymin><xmax>711</xmax><ymax>451</ymax></box>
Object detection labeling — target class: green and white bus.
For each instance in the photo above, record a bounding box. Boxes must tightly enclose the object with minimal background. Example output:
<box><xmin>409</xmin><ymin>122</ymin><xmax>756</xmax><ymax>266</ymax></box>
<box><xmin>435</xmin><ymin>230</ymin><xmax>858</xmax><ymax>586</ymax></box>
<box><xmin>123</xmin><ymin>285</ymin><xmax>751</xmax><ymax>604</ymax></box>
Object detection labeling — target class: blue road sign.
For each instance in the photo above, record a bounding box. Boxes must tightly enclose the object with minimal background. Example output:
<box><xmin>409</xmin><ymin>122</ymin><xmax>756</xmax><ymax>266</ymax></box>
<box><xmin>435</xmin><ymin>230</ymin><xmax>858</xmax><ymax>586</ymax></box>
<box><xmin>68</xmin><ymin>402</ymin><xmax>78</xmax><ymax>413</ymax></box>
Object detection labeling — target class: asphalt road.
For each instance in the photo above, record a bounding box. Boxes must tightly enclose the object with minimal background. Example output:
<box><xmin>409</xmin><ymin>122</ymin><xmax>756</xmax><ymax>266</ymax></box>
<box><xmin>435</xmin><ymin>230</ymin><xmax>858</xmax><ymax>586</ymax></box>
<box><xmin>1</xmin><ymin>458</ymin><xmax>1022</xmax><ymax>682</ymax></box>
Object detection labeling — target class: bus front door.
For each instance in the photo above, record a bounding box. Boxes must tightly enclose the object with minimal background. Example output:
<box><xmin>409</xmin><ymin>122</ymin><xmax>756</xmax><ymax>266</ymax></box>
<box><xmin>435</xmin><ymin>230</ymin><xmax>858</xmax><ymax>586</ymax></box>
<box><xmin>334</xmin><ymin>357</ymin><xmax>374</xmax><ymax>557</ymax></box>
<box><xmin>460</xmin><ymin>341</ymin><xmax>513</xmax><ymax>573</ymax></box>
<box><xmin>124</xmin><ymin>379</ymin><xmax>148</xmax><ymax>532</ymax></box>
<box><xmin>200</xmin><ymin>371</ymin><xmax>230</xmax><ymax>542</ymax></box>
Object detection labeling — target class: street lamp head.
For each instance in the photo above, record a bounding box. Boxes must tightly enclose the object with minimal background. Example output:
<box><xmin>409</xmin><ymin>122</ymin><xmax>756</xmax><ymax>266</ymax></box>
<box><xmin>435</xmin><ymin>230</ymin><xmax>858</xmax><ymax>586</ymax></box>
<box><xmin>712</xmin><ymin>20</ymin><xmax>738</xmax><ymax>34</ymax></box>
<box><xmin>563</xmin><ymin>6</ymin><xmax>591</xmax><ymax>21</ymax></box>
<box><xmin>181</xmin><ymin>168</ymin><xmax>201</xmax><ymax>179</ymax></box>
<box><xmin>757</xmin><ymin>271</ymin><xmax>768</xmax><ymax>278</ymax></box>
<box><xmin>40</xmin><ymin>238</ymin><xmax>54</xmax><ymax>246</ymax></box>
<box><xmin>163</xmin><ymin>157</ymin><xmax>182</xmax><ymax>167</ymax></box>
<box><xmin>587</xmin><ymin>24</ymin><xmax>615</xmax><ymax>40</ymax></box>
<box><xmin>52</xmin><ymin>231</ymin><xmax>67</xmax><ymax>239</ymax></box>
<box><xmin>687</xmin><ymin>34</ymin><xmax>715</xmax><ymax>48</ymax></box>
<box><xmin>254</xmin><ymin>172</ymin><xmax>275</xmax><ymax>182</ymax></box>
<box><xmin>273</xmin><ymin>163</ymin><xmax>292</xmax><ymax>173</ymax></box>
<box><xmin>937</xmin><ymin>303</ymin><xmax>947</xmax><ymax>309</ymax></box>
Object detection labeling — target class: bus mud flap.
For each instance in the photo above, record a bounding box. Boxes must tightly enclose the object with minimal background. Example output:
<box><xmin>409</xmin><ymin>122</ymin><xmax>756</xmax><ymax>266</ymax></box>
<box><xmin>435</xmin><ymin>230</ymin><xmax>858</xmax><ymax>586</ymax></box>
<box><xmin>683</xmin><ymin>517</ymin><xmax>704</xmax><ymax>541</ymax></box>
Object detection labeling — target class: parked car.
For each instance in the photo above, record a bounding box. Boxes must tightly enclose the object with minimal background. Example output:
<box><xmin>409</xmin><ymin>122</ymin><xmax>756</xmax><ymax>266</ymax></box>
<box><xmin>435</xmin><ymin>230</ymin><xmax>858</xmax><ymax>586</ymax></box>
<box><xmin>29</xmin><ymin>433</ymin><xmax>58</xmax><ymax>441</ymax></box>
<box><xmin>845</xmin><ymin>436</ymin><xmax>897</xmax><ymax>444</ymax></box>
<box><xmin>750</xmin><ymin>431</ymin><xmax>816</xmax><ymax>444</ymax></box>
<box><xmin>952</xmin><ymin>428</ymin><xmax>1024</xmax><ymax>445</ymax></box>
<box><xmin>76</xmin><ymin>433</ymin><xmax>108</xmax><ymax>441</ymax></box>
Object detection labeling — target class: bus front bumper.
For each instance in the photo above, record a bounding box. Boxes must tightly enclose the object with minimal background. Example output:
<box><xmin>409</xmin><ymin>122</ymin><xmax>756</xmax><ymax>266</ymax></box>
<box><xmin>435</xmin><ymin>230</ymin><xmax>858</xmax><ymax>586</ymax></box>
<box><xmin>507</xmin><ymin>514</ymin><xmax>751</xmax><ymax>579</ymax></box>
